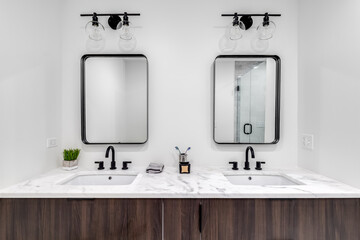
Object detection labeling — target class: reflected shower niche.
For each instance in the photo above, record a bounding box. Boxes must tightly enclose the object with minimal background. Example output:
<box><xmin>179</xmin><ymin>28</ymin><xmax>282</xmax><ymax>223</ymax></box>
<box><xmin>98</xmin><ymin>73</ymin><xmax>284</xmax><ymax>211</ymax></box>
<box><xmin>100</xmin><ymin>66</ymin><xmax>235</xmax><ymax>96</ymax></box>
<box><xmin>213</xmin><ymin>55</ymin><xmax>281</xmax><ymax>144</ymax></box>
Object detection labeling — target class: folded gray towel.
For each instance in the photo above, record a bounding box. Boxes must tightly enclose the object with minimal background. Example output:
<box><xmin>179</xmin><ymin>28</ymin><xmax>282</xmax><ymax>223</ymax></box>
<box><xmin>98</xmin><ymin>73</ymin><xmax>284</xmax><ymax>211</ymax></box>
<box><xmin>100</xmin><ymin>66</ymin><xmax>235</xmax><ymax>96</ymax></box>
<box><xmin>146</xmin><ymin>163</ymin><xmax>164</xmax><ymax>174</ymax></box>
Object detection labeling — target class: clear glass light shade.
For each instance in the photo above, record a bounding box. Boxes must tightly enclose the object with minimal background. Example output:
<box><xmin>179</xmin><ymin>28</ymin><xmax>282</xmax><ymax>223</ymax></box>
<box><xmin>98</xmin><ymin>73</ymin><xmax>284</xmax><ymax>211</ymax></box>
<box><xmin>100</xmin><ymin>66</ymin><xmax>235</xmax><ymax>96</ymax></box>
<box><xmin>118</xmin><ymin>24</ymin><xmax>137</xmax><ymax>52</ymax></box>
<box><xmin>85</xmin><ymin>21</ymin><xmax>105</xmax><ymax>52</ymax></box>
<box><xmin>227</xmin><ymin>22</ymin><xmax>245</xmax><ymax>40</ymax></box>
<box><xmin>86</xmin><ymin>38</ymin><xmax>105</xmax><ymax>52</ymax></box>
<box><xmin>251</xmin><ymin>37</ymin><xmax>269</xmax><ymax>52</ymax></box>
<box><xmin>219</xmin><ymin>35</ymin><xmax>237</xmax><ymax>53</ymax></box>
<box><xmin>257</xmin><ymin>21</ymin><xmax>276</xmax><ymax>40</ymax></box>
<box><xmin>116</xmin><ymin>21</ymin><xmax>123</xmax><ymax>30</ymax></box>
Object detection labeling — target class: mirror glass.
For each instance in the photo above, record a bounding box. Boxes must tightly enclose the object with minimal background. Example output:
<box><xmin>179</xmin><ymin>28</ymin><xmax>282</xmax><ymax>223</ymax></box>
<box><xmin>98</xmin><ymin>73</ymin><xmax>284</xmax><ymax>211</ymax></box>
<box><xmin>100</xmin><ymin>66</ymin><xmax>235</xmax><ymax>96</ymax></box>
<box><xmin>214</xmin><ymin>56</ymin><xmax>280</xmax><ymax>144</ymax></box>
<box><xmin>81</xmin><ymin>55</ymin><xmax>148</xmax><ymax>144</ymax></box>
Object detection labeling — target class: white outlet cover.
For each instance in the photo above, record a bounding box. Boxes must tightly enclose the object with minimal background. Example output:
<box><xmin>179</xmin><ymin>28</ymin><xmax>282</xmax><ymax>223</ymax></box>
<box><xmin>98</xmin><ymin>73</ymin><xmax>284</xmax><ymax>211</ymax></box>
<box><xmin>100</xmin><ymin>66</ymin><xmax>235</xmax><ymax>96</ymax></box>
<box><xmin>47</xmin><ymin>138</ymin><xmax>57</xmax><ymax>148</ymax></box>
<box><xmin>302</xmin><ymin>134</ymin><xmax>314</xmax><ymax>150</ymax></box>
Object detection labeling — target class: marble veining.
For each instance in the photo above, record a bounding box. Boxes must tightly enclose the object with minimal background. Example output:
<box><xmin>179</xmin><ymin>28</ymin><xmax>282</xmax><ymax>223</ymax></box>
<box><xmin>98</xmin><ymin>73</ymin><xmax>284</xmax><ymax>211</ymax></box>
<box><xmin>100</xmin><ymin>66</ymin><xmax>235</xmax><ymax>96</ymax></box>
<box><xmin>0</xmin><ymin>167</ymin><xmax>359</xmax><ymax>198</ymax></box>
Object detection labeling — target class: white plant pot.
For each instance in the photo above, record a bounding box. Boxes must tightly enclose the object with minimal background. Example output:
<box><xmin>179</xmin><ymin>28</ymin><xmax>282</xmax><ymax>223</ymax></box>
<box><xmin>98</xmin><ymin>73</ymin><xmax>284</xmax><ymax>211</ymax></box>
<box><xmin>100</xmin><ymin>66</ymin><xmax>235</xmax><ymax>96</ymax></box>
<box><xmin>62</xmin><ymin>159</ymin><xmax>78</xmax><ymax>171</ymax></box>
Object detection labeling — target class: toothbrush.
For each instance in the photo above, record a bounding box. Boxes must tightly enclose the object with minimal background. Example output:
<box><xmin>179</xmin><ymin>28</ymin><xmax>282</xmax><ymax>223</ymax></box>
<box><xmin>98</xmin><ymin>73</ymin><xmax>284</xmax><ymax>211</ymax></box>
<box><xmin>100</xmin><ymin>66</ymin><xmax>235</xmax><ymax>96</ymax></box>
<box><xmin>175</xmin><ymin>146</ymin><xmax>182</xmax><ymax>154</ymax></box>
<box><xmin>184</xmin><ymin>147</ymin><xmax>191</xmax><ymax>154</ymax></box>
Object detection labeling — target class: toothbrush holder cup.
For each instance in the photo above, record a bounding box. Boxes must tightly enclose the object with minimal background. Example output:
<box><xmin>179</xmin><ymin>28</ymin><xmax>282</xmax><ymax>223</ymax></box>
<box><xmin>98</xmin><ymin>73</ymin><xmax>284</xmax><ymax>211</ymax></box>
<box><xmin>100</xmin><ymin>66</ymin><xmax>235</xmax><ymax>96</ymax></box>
<box><xmin>179</xmin><ymin>153</ymin><xmax>188</xmax><ymax>162</ymax></box>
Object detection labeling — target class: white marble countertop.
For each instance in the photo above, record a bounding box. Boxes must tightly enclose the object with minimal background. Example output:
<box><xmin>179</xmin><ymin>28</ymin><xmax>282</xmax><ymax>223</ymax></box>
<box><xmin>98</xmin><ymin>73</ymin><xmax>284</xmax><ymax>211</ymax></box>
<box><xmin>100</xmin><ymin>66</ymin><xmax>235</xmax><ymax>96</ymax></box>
<box><xmin>1</xmin><ymin>166</ymin><xmax>359</xmax><ymax>198</ymax></box>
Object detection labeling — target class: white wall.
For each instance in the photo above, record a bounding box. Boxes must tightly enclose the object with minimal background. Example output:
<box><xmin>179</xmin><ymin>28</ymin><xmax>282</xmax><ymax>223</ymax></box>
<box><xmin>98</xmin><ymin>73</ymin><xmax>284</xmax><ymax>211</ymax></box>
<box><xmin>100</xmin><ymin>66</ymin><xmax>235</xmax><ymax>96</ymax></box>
<box><xmin>3</xmin><ymin>0</ymin><xmax>358</xmax><ymax>189</ymax></box>
<box><xmin>298</xmin><ymin>0</ymin><xmax>360</xmax><ymax>188</ymax></box>
<box><xmin>0</xmin><ymin>0</ymin><xmax>62</xmax><ymax>188</ymax></box>
<box><xmin>62</xmin><ymin>0</ymin><xmax>298</xmax><ymax>170</ymax></box>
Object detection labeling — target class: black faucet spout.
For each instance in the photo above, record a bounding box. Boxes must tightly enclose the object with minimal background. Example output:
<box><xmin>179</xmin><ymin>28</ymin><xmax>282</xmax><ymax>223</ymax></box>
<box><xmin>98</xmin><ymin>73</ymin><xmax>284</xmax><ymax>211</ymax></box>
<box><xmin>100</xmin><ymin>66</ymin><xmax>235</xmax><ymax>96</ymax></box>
<box><xmin>244</xmin><ymin>146</ymin><xmax>255</xmax><ymax>170</ymax></box>
<box><xmin>105</xmin><ymin>146</ymin><xmax>116</xmax><ymax>170</ymax></box>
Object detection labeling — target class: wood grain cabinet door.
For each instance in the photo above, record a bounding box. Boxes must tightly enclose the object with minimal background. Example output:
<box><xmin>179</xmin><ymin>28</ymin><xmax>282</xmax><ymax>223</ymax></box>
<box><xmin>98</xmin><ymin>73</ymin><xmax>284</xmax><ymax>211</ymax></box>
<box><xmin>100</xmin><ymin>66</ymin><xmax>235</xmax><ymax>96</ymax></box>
<box><xmin>201</xmin><ymin>199</ymin><xmax>295</xmax><ymax>240</ymax></box>
<box><xmin>68</xmin><ymin>198</ymin><xmax>162</xmax><ymax>240</ymax></box>
<box><xmin>294</xmin><ymin>199</ymin><xmax>360</xmax><ymax>240</ymax></box>
<box><xmin>163</xmin><ymin>199</ymin><xmax>201</xmax><ymax>240</ymax></box>
<box><xmin>201</xmin><ymin>199</ymin><xmax>257</xmax><ymax>240</ymax></box>
<box><xmin>0</xmin><ymin>198</ymin><xmax>162</xmax><ymax>240</ymax></box>
<box><xmin>67</xmin><ymin>198</ymin><xmax>129</xmax><ymax>240</ymax></box>
<box><xmin>201</xmin><ymin>199</ymin><xmax>360</xmax><ymax>240</ymax></box>
<box><xmin>127</xmin><ymin>199</ymin><xmax>162</xmax><ymax>240</ymax></box>
<box><xmin>0</xmin><ymin>199</ymin><xmax>69</xmax><ymax>240</ymax></box>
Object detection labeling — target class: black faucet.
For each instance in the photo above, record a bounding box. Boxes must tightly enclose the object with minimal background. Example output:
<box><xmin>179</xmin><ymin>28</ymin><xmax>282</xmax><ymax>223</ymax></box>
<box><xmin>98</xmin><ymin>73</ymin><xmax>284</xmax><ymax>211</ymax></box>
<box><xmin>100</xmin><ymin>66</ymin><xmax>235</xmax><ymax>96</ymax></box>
<box><xmin>244</xmin><ymin>146</ymin><xmax>255</xmax><ymax>170</ymax></box>
<box><xmin>105</xmin><ymin>146</ymin><xmax>116</xmax><ymax>170</ymax></box>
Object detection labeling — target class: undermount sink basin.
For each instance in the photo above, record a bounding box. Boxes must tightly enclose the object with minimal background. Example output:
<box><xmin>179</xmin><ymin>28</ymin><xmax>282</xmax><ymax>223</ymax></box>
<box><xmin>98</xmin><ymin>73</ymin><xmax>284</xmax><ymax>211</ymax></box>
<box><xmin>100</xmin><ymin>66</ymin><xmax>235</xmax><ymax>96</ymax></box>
<box><xmin>225</xmin><ymin>174</ymin><xmax>302</xmax><ymax>186</ymax></box>
<box><xmin>60</xmin><ymin>173</ymin><xmax>138</xmax><ymax>186</ymax></box>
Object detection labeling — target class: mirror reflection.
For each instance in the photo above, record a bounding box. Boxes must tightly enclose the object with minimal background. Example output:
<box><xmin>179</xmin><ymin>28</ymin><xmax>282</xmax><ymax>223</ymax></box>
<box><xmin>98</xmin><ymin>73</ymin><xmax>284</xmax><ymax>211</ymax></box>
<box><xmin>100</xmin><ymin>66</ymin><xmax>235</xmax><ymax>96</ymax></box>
<box><xmin>81</xmin><ymin>55</ymin><xmax>148</xmax><ymax>144</ymax></box>
<box><xmin>214</xmin><ymin>56</ymin><xmax>280</xmax><ymax>144</ymax></box>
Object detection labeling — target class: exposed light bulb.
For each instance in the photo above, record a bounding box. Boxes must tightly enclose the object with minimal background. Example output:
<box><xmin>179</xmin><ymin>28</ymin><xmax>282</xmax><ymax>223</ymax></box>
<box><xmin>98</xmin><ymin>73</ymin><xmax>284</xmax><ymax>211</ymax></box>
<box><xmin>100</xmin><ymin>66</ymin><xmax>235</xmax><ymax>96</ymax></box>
<box><xmin>118</xmin><ymin>24</ymin><xmax>137</xmax><ymax>52</ymax></box>
<box><xmin>227</xmin><ymin>14</ymin><xmax>245</xmax><ymax>40</ymax></box>
<box><xmin>86</xmin><ymin>37</ymin><xmax>105</xmax><ymax>52</ymax></box>
<box><xmin>228</xmin><ymin>25</ymin><xmax>243</xmax><ymax>40</ymax></box>
<box><xmin>119</xmin><ymin>25</ymin><xmax>133</xmax><ymax>40</ymax></box>
<box><xmin>251</xmin><ymin>37</ymin><xmax>269</xmax><ymax>52</ymax></box>
<box><xmin>257</xmin><ymin>13</ymin><xmax>276</xmax><ymax>40</ymax></box>
<box><xmin>219</xmin><ymin>35</ymin><xmax>237</xmax><ymax>53</ymax></box>
<box><xmin>85</xmin><ymin>17</ymin><xmax>105</xmax><ymax>52</ymax></box>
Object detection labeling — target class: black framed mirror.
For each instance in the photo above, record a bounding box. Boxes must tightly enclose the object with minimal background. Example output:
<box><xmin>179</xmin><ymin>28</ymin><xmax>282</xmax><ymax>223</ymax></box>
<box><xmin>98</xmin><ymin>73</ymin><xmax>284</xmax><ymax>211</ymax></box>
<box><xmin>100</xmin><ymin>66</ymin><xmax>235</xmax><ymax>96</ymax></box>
<box><xmin>213</xmin><ymin>55</ymin><xmax>281</xmax><ymax>144</ymax></box>
<box><xmin>81</xmin><ymin>54</ymin><xmax>148</xmax><ymax>144</ymax></box>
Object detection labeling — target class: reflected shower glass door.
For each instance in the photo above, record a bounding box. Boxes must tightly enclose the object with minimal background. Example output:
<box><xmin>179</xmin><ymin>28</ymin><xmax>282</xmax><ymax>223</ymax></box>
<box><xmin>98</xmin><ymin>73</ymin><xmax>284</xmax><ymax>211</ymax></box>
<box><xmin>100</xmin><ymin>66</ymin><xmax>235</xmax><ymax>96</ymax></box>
<box><xmin>234</xmin><ymin>61</ymin><xmax>266</xmax><ymax>143</ymax></box>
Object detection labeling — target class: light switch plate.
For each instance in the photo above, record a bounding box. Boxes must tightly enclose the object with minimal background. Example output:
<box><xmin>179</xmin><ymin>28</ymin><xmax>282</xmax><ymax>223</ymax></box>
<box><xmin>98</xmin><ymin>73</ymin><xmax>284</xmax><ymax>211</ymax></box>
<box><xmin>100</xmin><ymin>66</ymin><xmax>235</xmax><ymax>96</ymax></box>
<box><xmin>47</xmin><ymin>138</ymin><xmax>57</xmax><ymax>148</ymax></box>
<box><xmin>302</xmin><ymin>134</ymin><xmax>314</xmax><ymax>150</ymax></box>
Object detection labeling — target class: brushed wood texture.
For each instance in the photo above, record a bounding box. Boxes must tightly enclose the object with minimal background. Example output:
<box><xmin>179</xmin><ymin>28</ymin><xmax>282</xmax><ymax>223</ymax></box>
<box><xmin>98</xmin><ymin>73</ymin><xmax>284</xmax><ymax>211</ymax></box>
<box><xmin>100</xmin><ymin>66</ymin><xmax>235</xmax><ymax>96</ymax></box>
<box><xmin>0</xmin><ymin>198</ymin><xmax>162</xmax><ymax>240</ymax></box>
<box><xmin>163</xmin><ymin>199</ymin><xmax>201</xmax><ymax>240</ymax></box>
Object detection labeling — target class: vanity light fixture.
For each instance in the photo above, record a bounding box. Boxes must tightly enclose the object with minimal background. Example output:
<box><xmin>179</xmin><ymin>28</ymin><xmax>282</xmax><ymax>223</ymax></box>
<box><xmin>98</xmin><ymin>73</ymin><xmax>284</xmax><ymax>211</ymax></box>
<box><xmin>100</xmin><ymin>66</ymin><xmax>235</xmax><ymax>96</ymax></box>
<box><xmin>81</xmin><ymin>12</ymin><xmax>140</xmax><ymax>52</ymax></box>
<box><xmin>117</xmin><ymin>12</ymin><xmax>137</xmax><ymax>52</ymax></box>
<box><xmin>84</xmin><ymin>13</ymin><xmax>105</xmax><ymax>52</ymax></box>
<box><xmin>219</xmin><ymin>12</ymin><xmax>281</xmax><ymax>53</ymax></box>
<box><xmin>228</xmin><ymin>13</ymin><xmax>245</xmax><ymax>40</ymax></box>
<box><xmin>257</xmin><ymin>13</ymin><xmax>277</xmax><ymax>40</ymax></box>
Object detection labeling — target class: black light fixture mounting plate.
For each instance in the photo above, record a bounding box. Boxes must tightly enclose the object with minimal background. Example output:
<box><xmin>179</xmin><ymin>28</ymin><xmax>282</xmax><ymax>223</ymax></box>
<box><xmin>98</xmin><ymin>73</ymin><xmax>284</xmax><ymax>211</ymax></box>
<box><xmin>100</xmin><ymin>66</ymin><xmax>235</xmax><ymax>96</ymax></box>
<box><xmin>108</xmin><ymin>14</ymin><xmax>121</xmax><ymax>30</ymax></box>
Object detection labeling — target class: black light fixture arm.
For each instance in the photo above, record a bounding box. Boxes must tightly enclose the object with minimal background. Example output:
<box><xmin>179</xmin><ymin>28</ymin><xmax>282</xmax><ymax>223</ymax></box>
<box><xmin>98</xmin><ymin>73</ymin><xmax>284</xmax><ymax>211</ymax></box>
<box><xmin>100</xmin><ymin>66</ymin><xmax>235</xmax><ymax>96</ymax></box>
<box><xmin>80</xmin><ymin>13</ymin><xmax>140</xmax><ymax>17</ymax></box>
<box><xmin>221</xmin><ymin>13</ymin><xmax>281</xmax><ymax>17</ymax></box>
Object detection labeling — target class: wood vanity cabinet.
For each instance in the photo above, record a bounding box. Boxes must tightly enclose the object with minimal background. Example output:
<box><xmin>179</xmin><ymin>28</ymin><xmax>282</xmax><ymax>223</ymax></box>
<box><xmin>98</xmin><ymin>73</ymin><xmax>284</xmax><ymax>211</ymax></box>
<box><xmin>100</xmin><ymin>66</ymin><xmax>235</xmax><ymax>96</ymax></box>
<box><xmin>0</xmin><ymin>198</ymin><xmax>359</xmax><ymax>240</ymax></box>
<box><xmin>0</xmin><ymin>198</ymin><xmax>162</xmax><ymax>240</ymax></box>
<box><xmin>165</xmin><ymin>199</ymin><xmax>360</xmax><ymax>240</ymax></box>
<box><xmin>163</xmin><ymin>199</ymin><xmax>202</xmax><ymax>240</ymax></box>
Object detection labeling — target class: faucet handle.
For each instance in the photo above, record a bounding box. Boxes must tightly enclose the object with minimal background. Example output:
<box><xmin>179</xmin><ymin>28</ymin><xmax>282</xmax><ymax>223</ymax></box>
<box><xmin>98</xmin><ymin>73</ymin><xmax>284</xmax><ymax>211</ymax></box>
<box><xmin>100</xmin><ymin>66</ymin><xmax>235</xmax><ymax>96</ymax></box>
<box><xmin>122</xmin><ymin>161</ymin><xmax>132</xmax><ymax>170</ymax></box>
<box><xmin>95</xmin><ymin>161</ymin><xmax>105</xmax><ymax>170</ymax></box>
<box><xmin>229</xmin><ymin>162</ymin><xmax>239</xmax><ymax>170</ymax></box>
<box><xmin>255</xmin><ymin>161</ymin><xmax>266</xmax><ymax>171</ymax></box>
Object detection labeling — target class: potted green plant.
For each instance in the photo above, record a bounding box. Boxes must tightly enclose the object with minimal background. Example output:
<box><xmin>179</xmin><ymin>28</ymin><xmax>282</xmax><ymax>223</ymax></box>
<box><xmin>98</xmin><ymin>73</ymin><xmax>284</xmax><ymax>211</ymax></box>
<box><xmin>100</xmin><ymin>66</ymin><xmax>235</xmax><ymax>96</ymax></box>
<box><xmin>63</xmin><ymin>148</ymin><xmax>80</xmax><ymax>170</ymax></box>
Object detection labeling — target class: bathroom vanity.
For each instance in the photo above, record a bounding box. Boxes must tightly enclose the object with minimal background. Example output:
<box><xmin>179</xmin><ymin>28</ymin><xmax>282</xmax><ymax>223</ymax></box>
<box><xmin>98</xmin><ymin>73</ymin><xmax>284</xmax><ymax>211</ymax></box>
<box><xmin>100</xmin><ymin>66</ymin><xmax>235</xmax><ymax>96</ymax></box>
<box><xmin>1</xmin><ymin>35</ymin><xmax>357</xmax><ymax>240</ymax></box>
<box><xmin>1</xmin><ymin>167</ymin><xmax>360</xmax><ymax>240</ymax></box>
<box><xmin>0</xmin><ymin>54</ymin><xmax>355</xmax><ymax>240</ymax></box>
